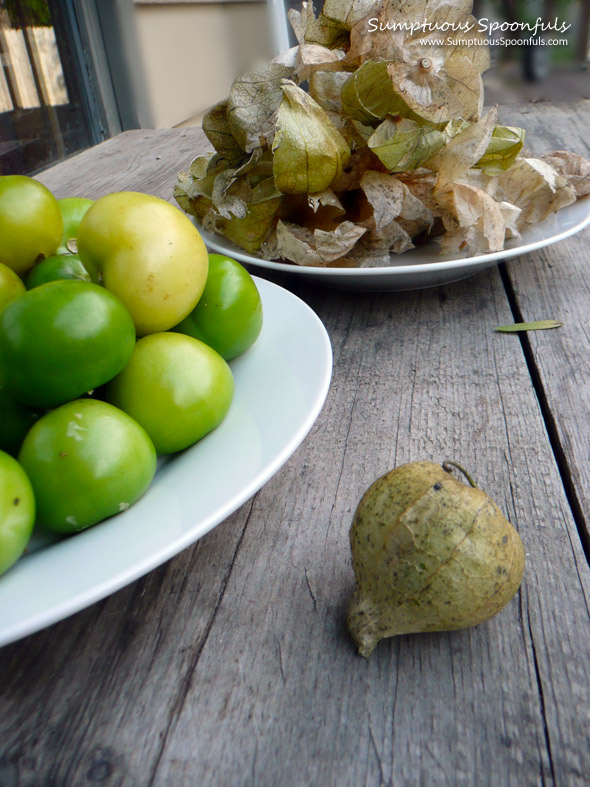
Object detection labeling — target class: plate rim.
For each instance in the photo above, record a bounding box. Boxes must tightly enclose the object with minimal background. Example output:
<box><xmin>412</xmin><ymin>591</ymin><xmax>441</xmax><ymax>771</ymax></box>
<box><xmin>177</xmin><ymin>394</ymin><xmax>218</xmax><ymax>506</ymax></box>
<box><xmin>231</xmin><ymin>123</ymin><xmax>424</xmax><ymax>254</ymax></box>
<box><xmin>198</xmin><ymin>194</ymin><xmax>590</xmax><ymax>278</ymax></box>
<box><xmin>0</xmin><ymin>276</ymin><xmax>333</xmax><ymax>648</ymax></box>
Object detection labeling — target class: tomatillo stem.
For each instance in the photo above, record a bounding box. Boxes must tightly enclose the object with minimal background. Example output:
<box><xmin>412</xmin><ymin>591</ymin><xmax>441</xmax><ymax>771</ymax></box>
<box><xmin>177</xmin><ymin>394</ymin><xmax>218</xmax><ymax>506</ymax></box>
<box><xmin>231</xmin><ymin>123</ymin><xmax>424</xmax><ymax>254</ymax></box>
<box><xmin>442</xmin><ymin>460</ymin><xmax>478</xmax><ymax>488</ymax></box>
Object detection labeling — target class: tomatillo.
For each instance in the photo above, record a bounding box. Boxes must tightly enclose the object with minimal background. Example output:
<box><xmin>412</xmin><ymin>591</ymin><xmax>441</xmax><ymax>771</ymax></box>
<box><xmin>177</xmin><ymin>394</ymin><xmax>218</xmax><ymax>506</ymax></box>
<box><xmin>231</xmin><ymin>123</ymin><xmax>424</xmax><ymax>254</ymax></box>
<box><xmin>0</xmin><ymin>385</ymin><xmax>40</xmax><ymax>456</ymax></box>
<box><xmin>0</xmin><ymin>262</ymin><xmax>26</xmax><ymax>312</ymax></box>
<box><xmin>77</xmin><ymin>191</ymin><xmax>208</xmax><ymax>335</ymax></box>
<box><xmin>0</xmin><ymin>175</ymin><xmax>62</xmax><ymax>276</ymax></box>
<box><xmin>0</xmin><ymin>280</ymin><xmax>136</xmax><ymax>409</ymax></box>
<box><xmin>105</xmin><ymin>332</ymin><xmax>234</xmax><ymax>454</ymax></box>
<box><xmin>25</xmin><ymin>253</ymin><xmax>93</xmax><ymax>289</ymax></box>
<box><xmin>0</xmin><ymin>449</ymin><xmax>35</xmax><ymax>576</ymax></box>
<box><xmin>174</xmin><ymin>254</ymin><xmax>263</xmax><ymax>361</ymax></box>
<box><xmin>19</xmin><ymin>399</ymin><xmax>156</xmax><ymax>533</ymax></box>
<box><xmin>57</xmin><ymin>197</ymin><xmax>94</xmax><ymax>254</ymax></box>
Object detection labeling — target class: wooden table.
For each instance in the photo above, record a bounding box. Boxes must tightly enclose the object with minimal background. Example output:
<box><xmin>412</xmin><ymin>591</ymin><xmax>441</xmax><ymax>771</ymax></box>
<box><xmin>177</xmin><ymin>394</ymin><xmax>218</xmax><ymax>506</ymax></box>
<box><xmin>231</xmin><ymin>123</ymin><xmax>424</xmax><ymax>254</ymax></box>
<box><xmin>2</xmin><ymin>101</ymin><xmax>590</xmax><ymax>786</ymax></box>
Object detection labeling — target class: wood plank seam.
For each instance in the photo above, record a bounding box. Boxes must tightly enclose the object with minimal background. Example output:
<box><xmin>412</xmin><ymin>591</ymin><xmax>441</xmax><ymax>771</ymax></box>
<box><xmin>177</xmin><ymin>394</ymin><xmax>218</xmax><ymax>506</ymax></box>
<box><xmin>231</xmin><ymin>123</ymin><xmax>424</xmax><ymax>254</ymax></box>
<box><xmin>146</xmin><ymin>496</ymin><xmax>256</xmax><ymax>787</ymax></box>
<box><xmin>499</xmin><ymin>262</ymin><xmax>590</xmax><ymax>564</ymax></box>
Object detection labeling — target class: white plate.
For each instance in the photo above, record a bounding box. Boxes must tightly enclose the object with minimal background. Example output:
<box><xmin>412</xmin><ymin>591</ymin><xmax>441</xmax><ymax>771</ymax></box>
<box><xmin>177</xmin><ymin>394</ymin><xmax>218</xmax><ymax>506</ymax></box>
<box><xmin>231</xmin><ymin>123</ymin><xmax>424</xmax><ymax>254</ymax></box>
<box><xmin>0</xmin><ymin>277</ymin><xmax>332</xmax><ymax>648</ymax></box>
<box><xmin>198</xmin><ymin>195</ymin><xmax>590</xmax><ymax>291</ymax></box>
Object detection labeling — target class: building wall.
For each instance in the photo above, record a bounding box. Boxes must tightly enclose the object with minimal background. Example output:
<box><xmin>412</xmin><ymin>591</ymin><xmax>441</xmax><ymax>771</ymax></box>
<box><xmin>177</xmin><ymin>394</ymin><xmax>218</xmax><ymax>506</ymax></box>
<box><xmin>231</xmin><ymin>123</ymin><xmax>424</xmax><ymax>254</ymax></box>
<box><xmin>134</xmin><ymin>0</ymin><xmax>273</xmax><ymax>128</ymax></box>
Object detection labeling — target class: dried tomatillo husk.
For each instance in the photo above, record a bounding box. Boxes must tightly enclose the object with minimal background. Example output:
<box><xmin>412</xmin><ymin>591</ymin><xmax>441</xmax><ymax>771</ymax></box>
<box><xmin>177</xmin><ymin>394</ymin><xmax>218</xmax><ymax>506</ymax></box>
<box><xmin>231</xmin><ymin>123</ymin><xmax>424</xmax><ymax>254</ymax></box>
<box><xmin>288</xmin><ymin>2</ymin><xmax>349</xmax><ymax>49</ymax></box>
<box><xmin>368</xmin><ymin>118</ymin><xmax>445</xmax><ymax>173</ymax></box>
<box><xmin>204</xmin><ymin>179</ymin><xmax>282</xmax><ymax>253</ymax></box>
<box><xmin>202</xmin><ymin>100</ymin><xmax>244</xmax><ymax>165</ymax></box>
<box><xmin>497</xmin><ymin>158</ymin><xmax>576</xmax><ymax>228</ymax></box>
<box><xmin>341</xmin><ymin>62</ymin><xmax>416</xmax><ymax>125</ymax></box>
<box><xmin>474</xmin><ymin>125</ymin><xmax>525</xmax><ymax>176</ymax></box>
<box><xmin>347</xmin><ymin>460</ymin><xmax>525</xmax><ymax>658</ymax></box>
<box><xmin>540</xmin><ymin>151</ymin><xmax>590</xmax><ymax>197</ymax></box>
<box><xmin>227</xmin><ymin>60</ymin><xmax>294</xmax><ymax>153</ymax></box>
<box><xmin>272</xmin><ymin>80</ymin><xmax>351</xmax><ymax>194</ymax></box>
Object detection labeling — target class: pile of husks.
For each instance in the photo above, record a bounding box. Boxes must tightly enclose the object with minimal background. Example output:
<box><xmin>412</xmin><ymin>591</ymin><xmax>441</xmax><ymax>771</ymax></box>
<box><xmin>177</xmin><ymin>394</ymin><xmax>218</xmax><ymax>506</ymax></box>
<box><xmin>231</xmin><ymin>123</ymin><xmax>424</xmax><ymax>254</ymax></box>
<box><xmin>175</xmin><ymin>0</ymin><xmax>590</xmax><ymax>267</ymax></box>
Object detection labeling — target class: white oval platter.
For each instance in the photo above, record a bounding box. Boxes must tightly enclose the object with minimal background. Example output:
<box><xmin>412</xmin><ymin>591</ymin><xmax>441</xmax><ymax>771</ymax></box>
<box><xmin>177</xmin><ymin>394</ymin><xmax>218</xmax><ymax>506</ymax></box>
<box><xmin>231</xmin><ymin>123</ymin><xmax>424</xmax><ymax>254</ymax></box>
<box><xmin>0</xmin><ymin>277</ymin><xmax>332</xmax><ymax>648</ymax></box>
<box><xmin>197</xmin><ymin>195</ymin><xmax>590</xmax><ymax>291</ymax></box>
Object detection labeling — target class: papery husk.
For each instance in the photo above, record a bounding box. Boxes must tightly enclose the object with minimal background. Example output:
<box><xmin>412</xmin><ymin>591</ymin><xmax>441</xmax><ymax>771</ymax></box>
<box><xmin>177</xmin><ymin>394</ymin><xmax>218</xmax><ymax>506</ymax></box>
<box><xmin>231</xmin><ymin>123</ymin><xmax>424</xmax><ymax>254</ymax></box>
<box><xmin>174</xmin><ymin>171</ymin><xmax>211</xmax><ymax>222</ymax></box>
<box><xmin>347</xmin><ymin>219</ymin><xmax>414</xmax><ymax>265</ymax></box>
<box><xmin>497</xmin><ymin>158</ymin><xmax>577</xmax><ymax>228</ymax></box>
<box><xmin>211</xmin><ymin>169</ymin><xmax>252</xmax><ymax>219</ymax></box>
<box><xmin>341</xmin><ymin>61</ymin><xmax>415</xmax><ymax>124</ymax></box>
<box><xmin>347</xmin><ymin>461</ymin><xmax>525</xmax><ymax>657</ymax></box>
<box><xmin>368</xmin><ymin>117</ymin><xmax>446</xmax><ymax>172</ymax></box>
<box><xmin>436</xmin><ymin>181</ymin><xmax>507</xmax><ymax>252</ymax></box>
<box><xmin>227</xmin><ymin>60</ymin><xmax>294</xmax><ymax>152</ymax></box>
<box><xmin>204</xmin><ymin>181</ymin><xmax>282</xmax><ymax>253</ymax></box>
<box><xmin>475</xmin><ymin>125</ymin><xmax>525</xmax><ymax>176</ymax></box>
<box><xmin>386</xmin><ymin>53</ymin><xmax>484</xmax><ymax>125</ymax></box>
<box><xmin>307</xmin><ymin>189</ymin><xmax>346</xmax><ymax>215</ymax></box>
<box><xmin>309</xmin><ymin>71</ymin><xmax>351</xmax><ymax>112</ymax></box>
<box><xmin>202</xmin><ymin>100</ymin><xmax>244</xmax><ymax>165</ymax></box>
<box><xmin>432</xmin><ymin>106</ymin><xmax>498</xmax><ymax>190</ymax></box>
<box><xmin>540</xmin><ymin>151</ymin><xmax>590</xmax><ymax>197</ymax></box>
<box><xmin>175</xmin><ymin>0</ymin><xmax>590</xmax><ymax>266</ymax></box>
<box><xmin>323</xmin><ymin>0</ymin><xmax>378</xmax><ymax>28</ymax></box>
<box><xmin>294</xmin><ymin>44</ymin><xmax>347</xmax><ymax>81</ymax></box>
<box><xmin>275</xmin><ymin>218</ymin><xmax>366</xmax><ymax>265</ymax></box>
<box><xmin>344</xmin><ymin>0</ymin><xmax>490</xmax><ymax>121</ymax></box>
<box><xmin>359</xmin><ymin>171</ymin><xmax>405</xmax><ymax>229</ymax></box>
<box><xmin>347</xmin><ymin>1</ymin><xmax>489</xmax><ymax>74</ymax></box>
<box><xmin>272</xmin><ymin>80</ymin><xmax>351</xmax><ymax>194</ymax></box>
<box><xmin>173</xmin><ymin>154</ymin><xmax>230</xmax><ymax>221</ymax></box>
<box><xmin>288</xmin><ymin>1</ymin><xmax>349</xmax><ymax>48</ymax></box>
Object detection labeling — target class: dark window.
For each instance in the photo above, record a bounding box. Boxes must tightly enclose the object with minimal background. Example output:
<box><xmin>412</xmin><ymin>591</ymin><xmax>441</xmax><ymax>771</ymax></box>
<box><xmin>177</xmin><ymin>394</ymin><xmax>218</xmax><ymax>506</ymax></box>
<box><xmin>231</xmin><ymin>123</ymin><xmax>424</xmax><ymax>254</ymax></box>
<box><xmin>0</xmin><ymin>0</ymin><xmax>100</xmax><ymax>174</ymax></box>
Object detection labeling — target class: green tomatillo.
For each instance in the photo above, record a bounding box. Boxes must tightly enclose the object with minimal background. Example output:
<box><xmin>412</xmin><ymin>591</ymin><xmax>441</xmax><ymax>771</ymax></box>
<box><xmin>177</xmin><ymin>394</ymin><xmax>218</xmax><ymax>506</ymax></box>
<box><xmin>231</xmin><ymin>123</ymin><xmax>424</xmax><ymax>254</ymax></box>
<box><xmin>0</xmin><ymin>449</ymin><xmax>35</xmax><ymax>576</ymax></box>
<box><xmin>0</xmin><ymin>175</ymin><xmax>62</xmax><ymax>276</ymax></box>
<box><xmin>0</xmin><ymin>262</ymin><xmax>26</xmax><ymax>313</ymax></box>
<box><xmin>174</xmin><ymin>254</ymin><xmax>263</xmax><ymax>360</ymax></box>
<box><xmin>77</xmin><ymin>191</ymin><xmax>209</xmax><ymax>335</ymax></box>
<box><xmin>0</xmin><ymin>280</ymin><xmax>136</xmax><ymax>409</ymax></box>
<box><xmin>106</xmin><ymin>332</ymin><xmax>234</xmax><ymax>454</ymax></box>
<box><xmin>56</xmin><ymin>197</ymin><xmax>94</xmax><ymax>255</ymax></box>
<box><xmin>19</xmin><ymin>399</ymin><xmax>157</xmax><ymax>533</ymax></box>
<box><xmin>25</xmin><ymin>253</ymin><xmax>94</xmax><ymax>289</ymax></box>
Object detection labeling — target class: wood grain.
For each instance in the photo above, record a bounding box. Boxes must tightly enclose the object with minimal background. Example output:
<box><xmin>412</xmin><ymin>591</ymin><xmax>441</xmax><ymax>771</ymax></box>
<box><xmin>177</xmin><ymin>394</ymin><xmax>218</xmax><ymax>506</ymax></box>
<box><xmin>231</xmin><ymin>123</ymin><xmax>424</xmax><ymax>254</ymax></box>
<box><xmin>1</xmin><ymin>116</ymin><xmax>590</xmax><ymax>786</ymax></box>
<box><xmin>499</xmin><ymin>101</ymin><xmax>590</xmax><ymax>554</ymax></box>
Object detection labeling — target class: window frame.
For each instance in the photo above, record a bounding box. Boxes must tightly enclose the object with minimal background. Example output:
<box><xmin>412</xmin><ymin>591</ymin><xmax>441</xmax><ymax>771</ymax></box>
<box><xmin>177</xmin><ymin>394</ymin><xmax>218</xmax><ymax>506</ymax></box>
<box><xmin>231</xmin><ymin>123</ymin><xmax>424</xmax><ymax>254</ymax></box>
<box><xmin>58</xmin><ymin>0</ymin><xmax>151</xmax><ymax>142</ymax></box>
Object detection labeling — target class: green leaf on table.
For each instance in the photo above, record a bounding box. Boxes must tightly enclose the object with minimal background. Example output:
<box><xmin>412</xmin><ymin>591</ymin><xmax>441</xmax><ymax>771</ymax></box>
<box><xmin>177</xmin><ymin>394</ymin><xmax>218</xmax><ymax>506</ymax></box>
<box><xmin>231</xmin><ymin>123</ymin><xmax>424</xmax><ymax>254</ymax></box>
<box><xmin>272</xmin><ymin>80</ymin><xmax>351</xmax><ymax>194</ymax></box>
<box><xmin>495</xmin><ymin>320</ymin><xmax>563</xmax><ymax>333</ymax></box>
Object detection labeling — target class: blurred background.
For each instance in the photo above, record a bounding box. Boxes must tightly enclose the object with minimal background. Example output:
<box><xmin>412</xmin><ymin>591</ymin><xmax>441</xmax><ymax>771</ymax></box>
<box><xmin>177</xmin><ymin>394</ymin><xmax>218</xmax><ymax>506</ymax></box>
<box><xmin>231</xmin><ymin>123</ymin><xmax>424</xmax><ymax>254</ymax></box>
<box><xmin>0</xmin><ymin>0</ymin><xmax>588</xmax><ymax>176</ymax></box>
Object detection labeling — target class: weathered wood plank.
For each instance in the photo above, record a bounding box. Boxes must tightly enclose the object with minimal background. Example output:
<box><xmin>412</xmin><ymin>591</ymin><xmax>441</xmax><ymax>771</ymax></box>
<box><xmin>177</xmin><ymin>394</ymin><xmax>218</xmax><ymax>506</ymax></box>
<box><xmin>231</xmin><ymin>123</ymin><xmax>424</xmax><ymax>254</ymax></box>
<box><xmin>37</xmin><ymin>127</ymin><xmax>205</xmax><ymax>202</ymax></box>
<box><xmin>499</xmin><ymin>100</ymin><xmax>590</xmax><ymax>554</ymax></box>
<box><xmin>0</xmin><ymin>507</ymin><xmax>253</xmax><ymax>786</ymax></box>
<box><xmin>150</xmin><ymin>274</ymin><xmax>590</xmax><ymax>787</ymax></box>
<box><xmin>0</xmin><ymin>122</ymin><xmax>589</xmax><ymax>786</ymax></box>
